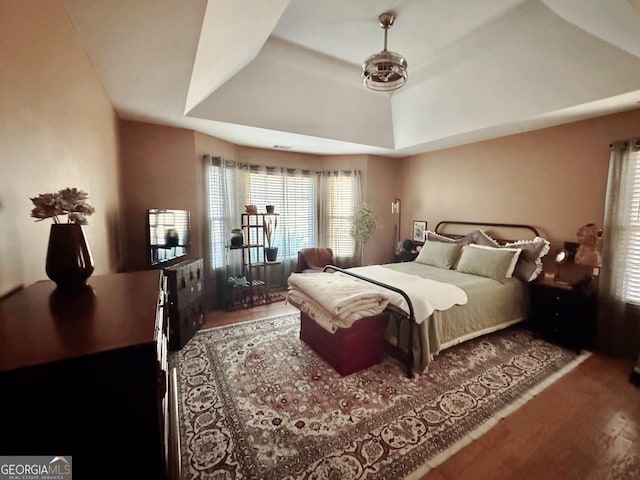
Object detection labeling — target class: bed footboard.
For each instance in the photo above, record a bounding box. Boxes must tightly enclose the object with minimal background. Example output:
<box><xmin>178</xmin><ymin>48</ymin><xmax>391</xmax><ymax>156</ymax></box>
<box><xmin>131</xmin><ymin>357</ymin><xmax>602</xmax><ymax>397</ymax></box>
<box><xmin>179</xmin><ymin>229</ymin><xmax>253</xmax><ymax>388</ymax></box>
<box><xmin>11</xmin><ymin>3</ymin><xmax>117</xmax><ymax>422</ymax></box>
<box><xmin>323</xmin><ymin>265</ymin><xmax>416</xmax><ymax>378</ymax></box>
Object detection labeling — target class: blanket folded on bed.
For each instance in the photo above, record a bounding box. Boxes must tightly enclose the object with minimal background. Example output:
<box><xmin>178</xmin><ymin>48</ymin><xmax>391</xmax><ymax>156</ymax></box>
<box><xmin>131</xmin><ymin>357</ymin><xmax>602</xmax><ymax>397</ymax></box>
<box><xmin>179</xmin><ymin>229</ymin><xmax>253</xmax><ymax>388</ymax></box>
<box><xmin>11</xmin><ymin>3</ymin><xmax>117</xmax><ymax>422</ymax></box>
<box><xmin>287</xmin><ymin>272</ymin><xmax>390</xmax><ymax>332</ymax></box>
<box><xmin>347</xmin><ymin>265</ymin><xmax>468</xmax><ymax>323</ymax></box>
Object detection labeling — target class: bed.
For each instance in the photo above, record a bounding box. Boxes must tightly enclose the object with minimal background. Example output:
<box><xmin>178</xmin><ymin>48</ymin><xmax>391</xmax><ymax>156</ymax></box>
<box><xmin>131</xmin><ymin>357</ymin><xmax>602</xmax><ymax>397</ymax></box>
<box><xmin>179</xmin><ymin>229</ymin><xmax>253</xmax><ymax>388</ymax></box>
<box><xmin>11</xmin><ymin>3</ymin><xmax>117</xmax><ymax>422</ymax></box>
<box><xmin>287</xmin><ymin>221</ymin><xmax>550</xmax><ymax>377</ymax></box>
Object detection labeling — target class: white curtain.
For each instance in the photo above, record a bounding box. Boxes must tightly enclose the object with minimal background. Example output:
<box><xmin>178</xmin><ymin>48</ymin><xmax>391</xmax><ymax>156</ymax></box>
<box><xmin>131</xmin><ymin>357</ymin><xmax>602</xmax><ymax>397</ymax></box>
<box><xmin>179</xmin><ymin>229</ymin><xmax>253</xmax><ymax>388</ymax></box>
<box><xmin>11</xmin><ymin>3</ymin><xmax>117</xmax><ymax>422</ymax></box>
<box><xmin>598</xmin><ymin>139</ymin><xmax>640</xmax><ymax>357</ymax></box>
<box><xmin>203</xmin><ymin>156</ymin><xmax>248</xmax><ymax>308</ymax></box>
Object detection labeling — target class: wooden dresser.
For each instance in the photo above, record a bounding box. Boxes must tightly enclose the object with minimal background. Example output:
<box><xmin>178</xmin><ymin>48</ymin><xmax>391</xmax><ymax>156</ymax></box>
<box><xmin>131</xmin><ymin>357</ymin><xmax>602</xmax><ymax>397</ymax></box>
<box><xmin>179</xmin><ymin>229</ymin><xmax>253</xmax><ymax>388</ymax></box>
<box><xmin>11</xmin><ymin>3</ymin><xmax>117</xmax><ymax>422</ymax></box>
<box><xmin>0</xmin><ymin>271</ymin><xmax>170</xmax><ymax>479</ymax></box>
<box><xmin>164</xmin><ymin>257</ymin><xmax>205</xmax><ymax>350</ymax></box>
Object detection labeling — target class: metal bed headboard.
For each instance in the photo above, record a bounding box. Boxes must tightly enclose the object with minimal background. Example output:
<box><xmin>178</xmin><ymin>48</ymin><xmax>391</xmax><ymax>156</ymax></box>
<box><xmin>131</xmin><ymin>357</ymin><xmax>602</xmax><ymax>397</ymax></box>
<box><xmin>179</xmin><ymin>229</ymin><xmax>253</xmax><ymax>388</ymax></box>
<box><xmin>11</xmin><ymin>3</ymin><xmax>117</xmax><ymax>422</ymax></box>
<box><xmin>434</xmin><ymin>220</ymin><xmax>539</xmax><ymax>240</ymax></box>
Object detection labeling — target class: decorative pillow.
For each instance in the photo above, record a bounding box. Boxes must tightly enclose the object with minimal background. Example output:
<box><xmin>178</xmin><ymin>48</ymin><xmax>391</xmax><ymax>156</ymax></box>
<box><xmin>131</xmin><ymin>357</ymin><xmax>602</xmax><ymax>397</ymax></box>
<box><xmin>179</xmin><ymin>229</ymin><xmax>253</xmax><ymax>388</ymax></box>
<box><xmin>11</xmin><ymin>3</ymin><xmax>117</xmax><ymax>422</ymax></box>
<box><xmin>415</xmin><ymin>241</ymin><xmax>463</xmax><ymax>269</ymax></box>
<box><xmin>426</xmin><ymin>229</ymin><xmax>498</xmax><ymax>247</ymax></box>
<box><xmin>455</xmin><ymin>244</ymin><xmax>522</xmax><ymax>281</ymax></box>
<box><xmin>467</xmin><ymin>229</ymin><xmax>500</xmax><ymax>247</ymax></box>
<box><xmin>426</xmin><ymin>230</ymin><xmax>460</xmax><ymax>244</ymax></box>
<box><xmin>504</xmin><ymin>236</ymin><xmax>550</xmax><ymax>282</ymax></box>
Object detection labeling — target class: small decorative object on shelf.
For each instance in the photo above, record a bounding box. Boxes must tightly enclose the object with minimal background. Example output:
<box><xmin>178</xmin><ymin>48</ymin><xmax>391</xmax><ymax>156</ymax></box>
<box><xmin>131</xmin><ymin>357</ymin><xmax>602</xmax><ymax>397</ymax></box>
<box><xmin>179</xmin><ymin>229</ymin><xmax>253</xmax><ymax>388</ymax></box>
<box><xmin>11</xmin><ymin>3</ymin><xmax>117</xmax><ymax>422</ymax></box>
<box><xmin>264</xmin><ymin>213</ymin><xmax>278</xmax><ymax>262</ymax></box>
<box><xmin>245</xmin><ymin>204</ymin><xmax>258</xmax><ymax>214</ymax></box>
<box><xmin>30</xmin><ymin>187</ymin><xmax>96</xmax><ymax>290</ymax></box>
<box><xmin>266</xmin><ymin>205</ymin><xmax>275</xmax><ymax>214</ymax></box>
<box><xmin>230</xmin><ymin>228</ymin><xmax>244</xmax><ymax>247</ymax></box>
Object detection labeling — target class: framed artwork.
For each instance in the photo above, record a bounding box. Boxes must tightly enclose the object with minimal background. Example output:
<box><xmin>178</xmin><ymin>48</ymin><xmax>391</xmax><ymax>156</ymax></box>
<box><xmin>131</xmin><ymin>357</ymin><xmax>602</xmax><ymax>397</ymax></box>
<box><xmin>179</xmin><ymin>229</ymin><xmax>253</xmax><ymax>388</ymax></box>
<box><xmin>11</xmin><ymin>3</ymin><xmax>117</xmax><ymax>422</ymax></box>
<box><xmin>413</xmin><ymin>220</ymin><xmax>427</xmax><ymax>243</ymax></box>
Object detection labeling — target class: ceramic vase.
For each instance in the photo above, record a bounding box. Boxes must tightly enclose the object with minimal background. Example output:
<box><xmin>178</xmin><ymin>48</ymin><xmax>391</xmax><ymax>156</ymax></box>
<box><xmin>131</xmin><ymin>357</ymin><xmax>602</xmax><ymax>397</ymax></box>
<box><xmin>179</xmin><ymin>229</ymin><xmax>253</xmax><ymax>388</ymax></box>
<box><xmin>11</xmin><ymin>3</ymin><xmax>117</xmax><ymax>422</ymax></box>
<box><xmin>45</xmin><ymin>223</ymin><xmax>95</xmax><ymax>289</ymax></box>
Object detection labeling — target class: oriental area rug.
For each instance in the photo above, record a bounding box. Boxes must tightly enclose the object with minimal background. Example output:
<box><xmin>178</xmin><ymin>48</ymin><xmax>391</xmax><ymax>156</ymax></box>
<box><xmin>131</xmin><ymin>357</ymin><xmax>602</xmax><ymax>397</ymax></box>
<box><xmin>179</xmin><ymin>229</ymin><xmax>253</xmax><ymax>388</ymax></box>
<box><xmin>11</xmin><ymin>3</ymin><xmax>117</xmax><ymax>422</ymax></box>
<box><xmin>172</xmin><ymin>313</ymin><xmax>590</xmax><ymax>480</ymax></box>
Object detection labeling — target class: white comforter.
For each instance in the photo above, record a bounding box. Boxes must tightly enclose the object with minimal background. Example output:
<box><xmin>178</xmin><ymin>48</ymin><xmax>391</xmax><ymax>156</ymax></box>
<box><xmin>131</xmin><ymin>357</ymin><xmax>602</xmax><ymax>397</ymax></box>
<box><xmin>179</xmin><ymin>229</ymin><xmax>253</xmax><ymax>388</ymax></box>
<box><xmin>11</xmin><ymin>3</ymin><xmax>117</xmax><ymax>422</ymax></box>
<box><xmin>346</xmin><ymin>265</ymin><xmax>468</xmax><ymax>323</ymax></box>
<box><xmin>287</xmin><ymin>272</ymin><xmax>390</xmax><ymax>332</ymax></box>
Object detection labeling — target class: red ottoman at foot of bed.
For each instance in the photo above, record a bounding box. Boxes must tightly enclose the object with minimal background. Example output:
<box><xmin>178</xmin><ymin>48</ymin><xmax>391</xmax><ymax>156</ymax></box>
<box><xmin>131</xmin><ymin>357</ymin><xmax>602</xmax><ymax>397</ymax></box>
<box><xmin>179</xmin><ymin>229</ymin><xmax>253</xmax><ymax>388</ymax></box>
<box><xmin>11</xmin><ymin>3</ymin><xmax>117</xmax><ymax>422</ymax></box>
<box><xmin>299</xmin><ymin>311</ymin><xmax>387</xmax><ymax>376</ymax></box>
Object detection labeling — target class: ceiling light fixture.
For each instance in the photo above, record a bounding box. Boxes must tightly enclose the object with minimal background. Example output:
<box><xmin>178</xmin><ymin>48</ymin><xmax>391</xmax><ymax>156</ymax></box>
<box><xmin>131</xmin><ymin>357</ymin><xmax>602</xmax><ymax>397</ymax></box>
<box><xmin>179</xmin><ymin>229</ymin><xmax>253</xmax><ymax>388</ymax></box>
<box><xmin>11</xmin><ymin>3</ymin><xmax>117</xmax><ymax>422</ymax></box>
<box><xmin>362</xmin><ymin>12</ymin><xmax>408</xmax><ymax>92</ymax></box>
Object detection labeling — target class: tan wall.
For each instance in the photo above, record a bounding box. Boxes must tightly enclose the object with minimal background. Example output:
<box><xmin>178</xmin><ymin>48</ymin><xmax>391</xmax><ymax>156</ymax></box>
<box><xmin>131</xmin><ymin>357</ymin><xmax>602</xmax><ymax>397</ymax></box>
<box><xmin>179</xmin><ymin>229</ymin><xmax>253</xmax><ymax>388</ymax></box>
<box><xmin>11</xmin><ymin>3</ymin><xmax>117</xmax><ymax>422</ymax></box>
<box><xmin>119</xmin><ymin>121</ymin><xmax>202</xmax><ymax>271</ymax></box>
<box><xmin>363</xmin><ymin>155</ymin><xmax>402</xmax><ymax>265</ymax></box>
<box><xmin>400</xmin><ymin>108</ymin><xmax>640</xmax><ymax>260</ymax></box>
<box><xmin>0</xmin><ymin>0</ymin><xmax>120</xmax><ymax>297</ymax></box>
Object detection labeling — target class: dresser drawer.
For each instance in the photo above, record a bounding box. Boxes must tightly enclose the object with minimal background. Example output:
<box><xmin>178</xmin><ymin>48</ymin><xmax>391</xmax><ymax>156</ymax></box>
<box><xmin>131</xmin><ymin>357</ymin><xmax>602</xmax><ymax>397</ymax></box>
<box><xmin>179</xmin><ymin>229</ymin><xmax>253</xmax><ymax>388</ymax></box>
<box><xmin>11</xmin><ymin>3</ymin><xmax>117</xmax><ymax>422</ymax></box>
<box><xmin>529</xmin><ymin>280</ymin><xmax>596</xmax><ymax>352</ymax></box>
<box><xmin>164</xmin><ymin>258</ymin><xmax>204</xmax><ymax>308</ymax></box>
<box><xmin>168</xmin><ymin>296</ymin><xmax>205</xmax><ymax>350</ymax></box>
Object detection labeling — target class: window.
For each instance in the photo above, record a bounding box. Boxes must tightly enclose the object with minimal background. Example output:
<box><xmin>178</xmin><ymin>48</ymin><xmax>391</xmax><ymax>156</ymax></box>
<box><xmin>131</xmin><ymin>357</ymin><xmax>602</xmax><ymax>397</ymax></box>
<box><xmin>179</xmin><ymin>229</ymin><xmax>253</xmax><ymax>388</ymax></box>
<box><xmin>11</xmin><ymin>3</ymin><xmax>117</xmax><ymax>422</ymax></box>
<box><xmin>206</xmin><ymin>164</ymin><xmax>226</xmax><ymax>269</ymax></box>
<box><xmin>595</xmin><ymin>139</ymin><xmax>640</xmax><ymax>355</ymax></box>
<box><xmin>617</xmin><ymin>147</ymin><xmax>640</xmax><ymax>303</ymax></box>
<box><xmin>205</xmin><ymin>159</ymin><xmax>318</xmax><ymax>269</ymax></box>
<box><xmin>322</xmin><ymin>174</ymin><xmax>357</xmax><ymax>257</ymax></box>
<box><xmin>246</xmin><ymin>170</ymin><xmax>317</xmax><ymax>261</ymax></box>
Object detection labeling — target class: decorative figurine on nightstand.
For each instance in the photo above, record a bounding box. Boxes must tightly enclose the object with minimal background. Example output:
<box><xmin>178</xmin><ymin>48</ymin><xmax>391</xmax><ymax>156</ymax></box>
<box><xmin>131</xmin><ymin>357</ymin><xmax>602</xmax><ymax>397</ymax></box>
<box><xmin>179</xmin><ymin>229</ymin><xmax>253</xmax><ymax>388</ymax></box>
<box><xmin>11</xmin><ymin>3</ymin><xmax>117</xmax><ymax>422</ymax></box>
<box><xmin>575</xmin><ymin>223</ymin><xmax>603</xmax><ymax>278</ymax></box>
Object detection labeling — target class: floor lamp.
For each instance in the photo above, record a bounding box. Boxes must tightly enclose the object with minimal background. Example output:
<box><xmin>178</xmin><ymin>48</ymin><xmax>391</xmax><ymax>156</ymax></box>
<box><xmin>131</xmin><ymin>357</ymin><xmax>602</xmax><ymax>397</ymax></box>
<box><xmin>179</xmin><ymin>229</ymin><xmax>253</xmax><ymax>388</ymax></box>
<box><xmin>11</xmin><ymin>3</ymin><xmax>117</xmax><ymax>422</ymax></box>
<box><xmin>392</xmin><ymin>198</ymin><xmax>401</xmax><ymax>253</ymax></box>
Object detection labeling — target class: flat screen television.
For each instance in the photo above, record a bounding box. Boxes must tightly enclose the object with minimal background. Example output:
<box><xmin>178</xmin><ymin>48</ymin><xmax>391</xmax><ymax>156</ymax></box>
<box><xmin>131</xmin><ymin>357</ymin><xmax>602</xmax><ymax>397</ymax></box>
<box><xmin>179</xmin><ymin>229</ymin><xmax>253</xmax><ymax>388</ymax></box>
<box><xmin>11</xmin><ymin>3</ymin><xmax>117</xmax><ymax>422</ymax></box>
<box><xmin>147</xmin><ymin>209</ymin><xmax>191</xmax><ymax>267</ymax></box>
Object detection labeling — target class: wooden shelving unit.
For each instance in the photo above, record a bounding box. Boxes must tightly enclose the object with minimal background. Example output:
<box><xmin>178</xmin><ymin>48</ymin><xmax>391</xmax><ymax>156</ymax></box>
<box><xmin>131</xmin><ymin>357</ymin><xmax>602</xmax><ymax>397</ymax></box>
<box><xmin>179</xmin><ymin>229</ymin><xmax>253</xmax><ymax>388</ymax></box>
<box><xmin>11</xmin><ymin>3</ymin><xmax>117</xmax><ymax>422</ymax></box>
<box><xmin>226</xmin><ymin>213</ymin><xmax>282</xmax><ymax>310</ymax></box>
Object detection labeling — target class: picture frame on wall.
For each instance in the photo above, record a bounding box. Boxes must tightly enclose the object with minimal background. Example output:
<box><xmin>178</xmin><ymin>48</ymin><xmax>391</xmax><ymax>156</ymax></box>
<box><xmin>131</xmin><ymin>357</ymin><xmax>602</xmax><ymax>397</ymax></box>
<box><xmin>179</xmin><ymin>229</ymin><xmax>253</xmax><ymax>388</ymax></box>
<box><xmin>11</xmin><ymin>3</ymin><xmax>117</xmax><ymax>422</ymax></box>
<box><xmin>413</xmin><ymin>220</ymin><xmax>427</xmax><ymax>243</ymax></box>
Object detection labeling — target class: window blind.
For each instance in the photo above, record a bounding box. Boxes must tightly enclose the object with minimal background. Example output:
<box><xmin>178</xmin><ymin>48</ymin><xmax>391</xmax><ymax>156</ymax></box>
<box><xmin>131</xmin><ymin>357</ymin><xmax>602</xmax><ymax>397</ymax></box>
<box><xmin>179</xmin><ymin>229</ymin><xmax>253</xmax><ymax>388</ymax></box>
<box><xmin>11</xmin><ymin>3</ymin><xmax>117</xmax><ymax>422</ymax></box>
<box><xmin>207</xmin><ymin>164</ymin><xmax>226</xmax><ymax>269</ymax></box>
<box><xmin>246</xmin><ymin>170</ymin><xmax>317</xmax><ymax>260</ymax></box>
<box><xmin>324</xmin><ymin>174</ymin><xmax>356</xmax><ymax>256</ymax></box>
<box><xmin>206</xmin><ymin>158</ymin><xmax>357</xmax><ymax>271</ymax></box>
<box><xmin>621</xmin><ymin>149</ymin><xmax>640</xmax><ymax>304</ymax></box>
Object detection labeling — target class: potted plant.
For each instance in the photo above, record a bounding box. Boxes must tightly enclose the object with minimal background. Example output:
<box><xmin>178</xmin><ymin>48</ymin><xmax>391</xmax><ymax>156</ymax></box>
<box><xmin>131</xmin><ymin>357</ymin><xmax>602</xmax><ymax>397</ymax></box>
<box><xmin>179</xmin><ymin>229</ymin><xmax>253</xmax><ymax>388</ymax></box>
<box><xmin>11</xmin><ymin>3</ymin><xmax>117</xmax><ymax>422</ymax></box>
<box><xmin>350</xmin><ymin>201</ymin><xmax>377</xmax><ymax>266</ymax></box>
<box><xmin>30</xmin><ymin>187</ymin><xmax>96</xmax><ymax>289</ymax></box>
<box><xmin>263</xmin><ymin>214</ymin><xmax>278</xmax><ymax>262</ymax></box>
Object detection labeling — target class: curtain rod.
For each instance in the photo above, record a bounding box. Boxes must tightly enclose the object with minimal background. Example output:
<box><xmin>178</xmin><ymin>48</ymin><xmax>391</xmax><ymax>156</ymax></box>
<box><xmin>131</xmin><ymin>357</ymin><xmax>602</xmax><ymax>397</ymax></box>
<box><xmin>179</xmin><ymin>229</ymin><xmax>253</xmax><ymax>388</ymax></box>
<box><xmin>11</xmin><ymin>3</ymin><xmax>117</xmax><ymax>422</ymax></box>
<box><xmin>203</xmin><ymin>155</ymin><xmax>361</xmax><ymax>176</ymax></box>
<box><xmin>609</xmin><ymin>139</ymin><xmax>640</xmax><ymax>150</ymax></box>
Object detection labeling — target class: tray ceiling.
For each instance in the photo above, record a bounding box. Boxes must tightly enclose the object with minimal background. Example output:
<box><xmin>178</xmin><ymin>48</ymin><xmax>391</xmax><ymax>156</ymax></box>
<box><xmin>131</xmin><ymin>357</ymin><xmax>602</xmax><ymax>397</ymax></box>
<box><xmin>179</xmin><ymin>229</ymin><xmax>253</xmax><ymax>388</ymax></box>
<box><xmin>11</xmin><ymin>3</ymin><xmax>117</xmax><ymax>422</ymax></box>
<box><xmin>63</xmin><ymin>0</ymin><xmax>640</xmax><ymax>157</ymax></box>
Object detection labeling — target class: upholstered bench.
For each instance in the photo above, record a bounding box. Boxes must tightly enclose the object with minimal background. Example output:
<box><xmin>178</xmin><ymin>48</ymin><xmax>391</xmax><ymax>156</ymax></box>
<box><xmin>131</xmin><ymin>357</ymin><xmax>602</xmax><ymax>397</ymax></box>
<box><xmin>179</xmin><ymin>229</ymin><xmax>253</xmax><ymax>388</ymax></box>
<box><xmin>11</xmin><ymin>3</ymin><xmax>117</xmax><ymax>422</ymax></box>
<box><xmin>299</xmin><ymin>311</ymin><xmax>386</xmax><ymax>376</ymax></box>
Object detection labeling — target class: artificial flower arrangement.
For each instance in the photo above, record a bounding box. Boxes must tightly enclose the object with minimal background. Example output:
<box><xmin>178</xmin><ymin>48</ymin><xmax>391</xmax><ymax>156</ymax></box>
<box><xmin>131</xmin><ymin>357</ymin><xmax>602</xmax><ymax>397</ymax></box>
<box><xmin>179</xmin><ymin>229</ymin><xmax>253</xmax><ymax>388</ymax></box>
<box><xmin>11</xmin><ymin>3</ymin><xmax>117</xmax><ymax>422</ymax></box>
<box><xmin>30</xmin><ymin>187</ymin><xmax>95</xmax><ymax>225</ymax></box>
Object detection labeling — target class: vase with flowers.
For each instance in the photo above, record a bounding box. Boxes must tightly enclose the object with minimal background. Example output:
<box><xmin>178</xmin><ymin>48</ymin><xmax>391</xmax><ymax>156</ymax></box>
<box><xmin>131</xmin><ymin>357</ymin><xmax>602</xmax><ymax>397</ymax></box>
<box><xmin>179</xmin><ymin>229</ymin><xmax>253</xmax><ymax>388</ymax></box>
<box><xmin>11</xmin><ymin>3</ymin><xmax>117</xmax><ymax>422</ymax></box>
<box><xmin>30</xmin><ymin>187</ymin><xmax>96</xmax><ymax>289</ymax></box>
<box><xmin>263</xmin><ymin>213</ymin><xmax>278</xmax><ymax>262</ymax></box>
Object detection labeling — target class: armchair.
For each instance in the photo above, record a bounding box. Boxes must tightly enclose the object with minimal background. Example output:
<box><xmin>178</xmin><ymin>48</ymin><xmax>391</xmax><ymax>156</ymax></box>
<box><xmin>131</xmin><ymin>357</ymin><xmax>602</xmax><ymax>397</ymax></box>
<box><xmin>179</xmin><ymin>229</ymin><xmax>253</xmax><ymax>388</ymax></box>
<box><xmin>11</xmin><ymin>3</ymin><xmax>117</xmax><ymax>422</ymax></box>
<box><xmin>296</xmin><ymin>248</ymin><xmax>334</xmax><ymax>273</ymax></box>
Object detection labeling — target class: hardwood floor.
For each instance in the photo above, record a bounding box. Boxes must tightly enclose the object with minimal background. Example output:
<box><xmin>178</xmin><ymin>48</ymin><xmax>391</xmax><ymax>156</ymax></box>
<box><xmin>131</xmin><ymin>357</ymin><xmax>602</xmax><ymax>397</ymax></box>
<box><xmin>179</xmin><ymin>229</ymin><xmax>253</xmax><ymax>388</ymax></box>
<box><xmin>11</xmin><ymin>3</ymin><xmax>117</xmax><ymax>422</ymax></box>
<box><xmin>203</xmin><ymin>297</ymin><xmax>640</xmax><ymax>480</ymax></box>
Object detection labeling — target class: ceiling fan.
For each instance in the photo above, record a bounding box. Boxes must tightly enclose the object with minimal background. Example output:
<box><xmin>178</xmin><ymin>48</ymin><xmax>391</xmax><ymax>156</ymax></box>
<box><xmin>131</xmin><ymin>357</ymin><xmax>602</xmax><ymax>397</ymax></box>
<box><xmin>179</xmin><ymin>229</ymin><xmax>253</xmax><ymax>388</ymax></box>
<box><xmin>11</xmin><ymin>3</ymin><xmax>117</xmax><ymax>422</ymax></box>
<box><xmin>362</xmin><ymin>11</ymin><xmax>408</xmax><ymax>92</ymax></box>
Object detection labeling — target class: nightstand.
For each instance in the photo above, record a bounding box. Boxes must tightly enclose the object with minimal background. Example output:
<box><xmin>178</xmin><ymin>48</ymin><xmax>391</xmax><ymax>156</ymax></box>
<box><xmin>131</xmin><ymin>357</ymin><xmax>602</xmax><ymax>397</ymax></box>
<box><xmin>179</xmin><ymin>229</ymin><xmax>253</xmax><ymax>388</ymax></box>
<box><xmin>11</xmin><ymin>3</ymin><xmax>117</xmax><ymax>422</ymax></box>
<box><xmin>528</xmin><ymin>278</ymin><xmax>597</xmax><ymax>353</ymax></box>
